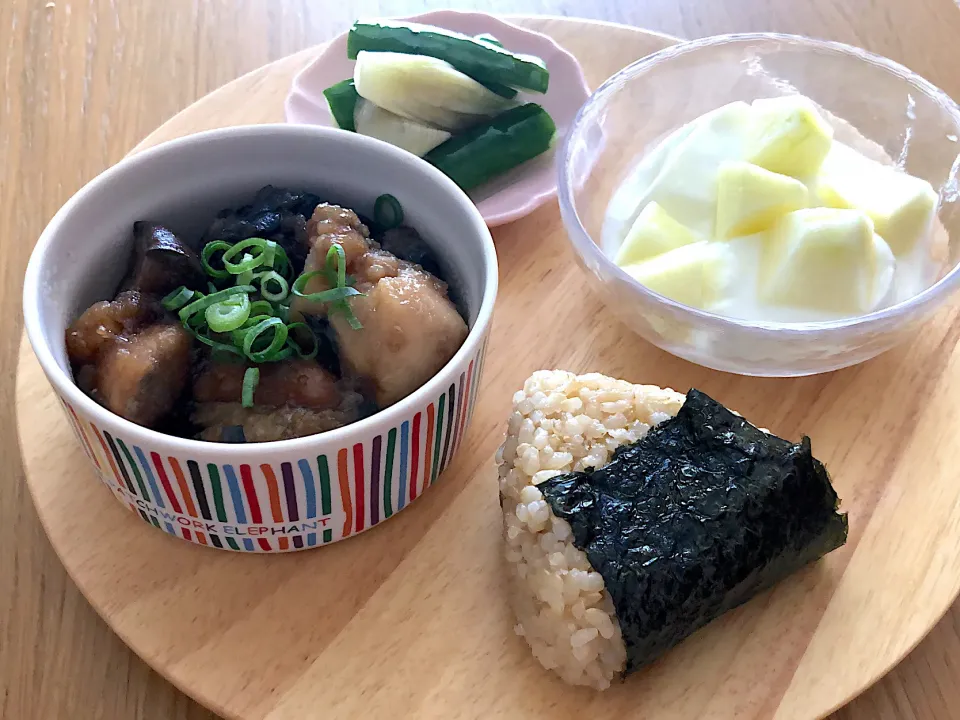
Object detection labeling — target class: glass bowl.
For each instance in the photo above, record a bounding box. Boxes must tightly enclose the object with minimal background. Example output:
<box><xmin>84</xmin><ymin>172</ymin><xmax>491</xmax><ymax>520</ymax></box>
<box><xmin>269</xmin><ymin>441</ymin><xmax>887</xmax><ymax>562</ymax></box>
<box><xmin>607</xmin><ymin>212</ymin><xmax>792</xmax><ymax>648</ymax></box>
<box><xmin>558</xmin><ymin>33</ymin><xmax>960</xmax><ymax>376</ymax></box>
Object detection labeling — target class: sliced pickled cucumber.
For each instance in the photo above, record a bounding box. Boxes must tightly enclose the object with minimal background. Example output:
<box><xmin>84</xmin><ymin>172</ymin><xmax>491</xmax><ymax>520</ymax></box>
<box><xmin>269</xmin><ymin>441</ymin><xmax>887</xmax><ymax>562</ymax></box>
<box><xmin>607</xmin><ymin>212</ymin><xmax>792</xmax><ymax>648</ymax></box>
<box><xmin>347</xmin><ymin>19</ymin><xmax>549</xmax><ymax>93</ymax></box>
<box><xmin>323</xmin><ymin>78</ymin><xmax>360</xmax><ymax>131</ymax></box>
<box><xmin>423</xmin><ymin>103</ymin><xmax>556</xmax><ymax>191</ymax></box>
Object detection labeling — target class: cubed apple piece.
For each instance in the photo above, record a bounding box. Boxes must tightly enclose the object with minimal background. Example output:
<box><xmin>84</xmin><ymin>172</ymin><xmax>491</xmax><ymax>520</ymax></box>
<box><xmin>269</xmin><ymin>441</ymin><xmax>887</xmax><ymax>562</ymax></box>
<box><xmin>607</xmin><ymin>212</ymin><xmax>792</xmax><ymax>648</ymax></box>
<box><xmin>868</xmin><ymin>232</ymin><xmax>896</xmax><ymax>308</ymax></box>
<box><xmin>715</xmin><ymin>161</ymin><xmax>809</xmax><ymax>239</ymax></box>
<box><xmin>746</xmin><ymin>96</ymin><xmax>834</xmax><ymax>179</ymax></box>
<box><xmin>760</xmin><ymin>208</ymin><xmax>889</xmax><ymax>313</ymax></box>
<box><xmin>621</xmin><ymin>241</ymin><xmax>730</xmax><ymax>309</ymax></box>
<box><xmin>615</xmin><ymin>201</ymin><xmax>699</xmax><ymax>266</ymax></box>
<box><xmin>815</xmin><ymin>142</ymin><xmax>938</xmax><ymax>255</ymax></box>
<box><xmin>634</xmin><ymin>100</ymin><xmax>755</xmax><ymax>236</ymax></box>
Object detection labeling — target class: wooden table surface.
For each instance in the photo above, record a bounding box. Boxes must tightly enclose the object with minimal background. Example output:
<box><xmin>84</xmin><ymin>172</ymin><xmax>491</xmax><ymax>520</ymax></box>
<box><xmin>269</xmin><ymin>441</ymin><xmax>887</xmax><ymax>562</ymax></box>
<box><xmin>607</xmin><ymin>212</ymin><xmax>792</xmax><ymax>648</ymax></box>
<box><xmin>4</xmin><ymin>1</ymin><xmax>960</xmax><ymax>718</ymax></box>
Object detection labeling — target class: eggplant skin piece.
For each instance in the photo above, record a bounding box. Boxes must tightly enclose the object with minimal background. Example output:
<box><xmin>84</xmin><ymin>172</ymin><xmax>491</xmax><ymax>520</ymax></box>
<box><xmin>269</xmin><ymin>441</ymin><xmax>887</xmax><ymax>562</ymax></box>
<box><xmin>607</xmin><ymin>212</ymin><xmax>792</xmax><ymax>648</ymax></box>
<box><xmin>539</xmin><ymin>389</ymin><xmax>848</xmax><ymax>675</ymax></box>
<box><xmin>201</xmin><ymin>185</ymin><xmax>322</xmax><ymax>273</ymax></box>
<box><xmin>124</xmin><ymin>222</ymin><xmax>206</xmax><ymax>295</ymax></box>
<box><xmin>379</xmin><ymin>226</ymin><xmax>444</xmax><ymax>281</ymax></box>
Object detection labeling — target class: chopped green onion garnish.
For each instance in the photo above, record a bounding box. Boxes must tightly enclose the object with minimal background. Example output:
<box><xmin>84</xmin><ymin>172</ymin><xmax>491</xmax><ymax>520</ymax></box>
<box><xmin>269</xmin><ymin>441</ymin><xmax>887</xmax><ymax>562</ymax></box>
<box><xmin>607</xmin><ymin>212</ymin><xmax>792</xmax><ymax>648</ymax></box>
<box><xmin>178</xmin><ymin>285</ymin><xmax>255</xmax><ymax>323</ymax></box>
<box><xmin>373</xmin><ymin>193</ymin><xmax>403</xmax><ymax>230</ymax></box>
<box><xmin>237</xmin><ymin>266</ymin><xmax>254</xmax><ymax>286</ymax></box>
<box><xmin>293</xmin><ymin>285</ymin><xmax>361</xmax><ymax>303</ymax></box>
<box><xmin>262</xmin><ymin>241</ymin><xmax>278</xmax><ymax>269</ymax></box>
<box><xmin>255</xmin><ymin>271</ymin><xmax>289</xmax><ymax>303</ymax></box>
<box><xmin>291</xmin><ymin>270</ymin><xmax>325</xmax><ymax>299</ymax></box>
<box><xmin>325</xmin><ymin>244</ymin><xmax>348</xmax><ymax>289</ymax></box>
<box><xmin>224</xmin><ymin>252</ymin><xmax>260</xmax><ymax>278</ymax></box>
<box><xmin>205</xmin><ymin>293</ymin><xmax>251</xmax><ymax>333</ymax></box>
<box><xmin>193</xmin><ymin>329</ymin><xmax>244</xmax><ymax>356</ymax></box>
<box><xmin>182</xmin><ymin>222</ymin><xmax>372</xmax><ymax>369</ymax></box>
<box><xmin>186</xmin><ymin>310</ymin><xmax>208</xmax><ymax>331</ymax></box>
<box><xmin>241</xmin><ymin>367</ymin><xmax>260</xmax><ymax>408</ymax></box>
<box><xmin>274</xmin><ymin>303</ymin><xmax>291</xmax><ymax>323</ymax></box>
<box><xmin>201</xmin><ymin>241</ymin><xmax>233</xmax><ymax>280</ymax></box>
<box><xmin>268</xmin><ymin>345</ymin><xmax>295</xmax><ymax>362</ymax></box>
<box><xmin>341</xmin><ymin>305</ymin><xmax>364</xmax><ymax>330</ymax></box>
<box><xmin>300</xmin><ymin>242</ymin><xmax>365</xmax><ymax>330</ymax></box>
<box><xmin>272</xmin><ymin>244</ymin><xmax>292</xmax><ymax>280</ymax></box>
<box><xmin>161</xmin><ymin>286</ymin><xmax>195</xmax><ymax>311</ymax></box>
<box><xmin>230</xmin><ymin>314</ymin><xmax>272</xmax><ymax>348</ymax></box>
<box><xmin>222</xmin><ymin>238</ymin><xmax>269</xmax><ymax>274</ymax></box>
<box><xmin>249</xmin><ymin>300</ymin><xmax>275</xmax><ymax>317</ymax></box>
<box><xmin>286</xmin><ymin>322</ymin><xmax>319</xmax><ymax>359</ymax></box>
<box><xmin>242</xmin><ymin>317</ymin><xmax>288</xmax><ymax>362</ymax></box>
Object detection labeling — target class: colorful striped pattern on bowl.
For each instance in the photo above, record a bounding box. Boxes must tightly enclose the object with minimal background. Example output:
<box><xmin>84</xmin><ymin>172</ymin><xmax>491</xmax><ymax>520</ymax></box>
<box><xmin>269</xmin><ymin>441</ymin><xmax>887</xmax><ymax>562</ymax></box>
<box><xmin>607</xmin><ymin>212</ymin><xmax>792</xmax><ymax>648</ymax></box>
<box><xmin>57</xmin><ymin>338</ymin><xmax>487</xmax><ymax>552</ymax></box>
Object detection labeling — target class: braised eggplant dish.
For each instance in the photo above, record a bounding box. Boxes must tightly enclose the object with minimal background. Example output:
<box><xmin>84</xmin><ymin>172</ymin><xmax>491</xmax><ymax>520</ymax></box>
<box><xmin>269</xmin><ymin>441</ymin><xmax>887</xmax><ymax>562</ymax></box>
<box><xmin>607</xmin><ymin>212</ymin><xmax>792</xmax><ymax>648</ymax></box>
<box><xmin>65</xmin><ymin>187</ymin><xmax>468</xmax><ymax>443</ymax></box>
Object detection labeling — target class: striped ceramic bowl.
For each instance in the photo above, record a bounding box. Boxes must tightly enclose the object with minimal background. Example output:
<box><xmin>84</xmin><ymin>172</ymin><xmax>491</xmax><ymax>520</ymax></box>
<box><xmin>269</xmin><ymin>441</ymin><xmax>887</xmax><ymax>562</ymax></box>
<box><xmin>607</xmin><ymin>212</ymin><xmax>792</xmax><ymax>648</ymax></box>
<box><xmin>23</xmin><ymin>125</ymin><xmax>497</xmax><ymax>552</ymax></box>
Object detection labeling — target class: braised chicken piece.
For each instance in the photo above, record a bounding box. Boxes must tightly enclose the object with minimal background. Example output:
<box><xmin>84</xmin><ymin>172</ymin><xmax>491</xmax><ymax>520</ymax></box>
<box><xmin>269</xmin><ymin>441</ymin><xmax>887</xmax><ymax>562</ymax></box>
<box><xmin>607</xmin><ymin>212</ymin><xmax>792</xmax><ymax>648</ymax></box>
<box><xmin>66</xmin><ymin>291</ymin><xmax>150</xmax><ymax>365</ymax></box>
<box><xmin>351</xmin><ymin>249</ymin><xmax>404</xmax><ymax>289</ymax></box>
<box><xmin>67</xmin><ymin>291</ymin><xmax>191</xmax><ymax>427</ymax></box>
<box><xmin>292</xmin><ymin>203</ymin><xmax>468</xmax><ymax>407</ymax></box>
<box><xmin>193</xmin><ymin>359</ymin><xmax>341</xmax><ymax>409</ymax></box>
<box><xmin>291</xmin><ymin>204</ymin><xmax>372</xmax><ymax>315</ymax></box>
<box><xmin>193</xmin><ymin>401</ymin><xmax>364</xmax><ymax>444</ymax></box>
<box><xmin>306</xmin><ymin>202</ymin><xmax>371</xmax><ymax>263</ymax></box>
<box><xmin>95</xmin><ymin>323</ymin><xmax>192</xmax><ymax>426</ymax></box>
<box><xmin>331</xmin><ymin>265</ymin><xmax>468</xmax><ymax>407</ymax></box>
<box><xmin>192</xmin><ymin>359</ymin><xmax>365</xmax><ymax>442</ymax></box>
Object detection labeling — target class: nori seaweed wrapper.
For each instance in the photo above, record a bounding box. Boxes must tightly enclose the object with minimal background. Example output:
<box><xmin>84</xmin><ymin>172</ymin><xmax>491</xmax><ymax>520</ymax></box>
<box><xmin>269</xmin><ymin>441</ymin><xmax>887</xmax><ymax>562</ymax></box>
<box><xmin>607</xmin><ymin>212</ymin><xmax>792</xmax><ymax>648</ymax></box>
<box><xmin>539</xmin><ymin>389</ymin><xmax>848</xmax><ymax>675</ymax></box>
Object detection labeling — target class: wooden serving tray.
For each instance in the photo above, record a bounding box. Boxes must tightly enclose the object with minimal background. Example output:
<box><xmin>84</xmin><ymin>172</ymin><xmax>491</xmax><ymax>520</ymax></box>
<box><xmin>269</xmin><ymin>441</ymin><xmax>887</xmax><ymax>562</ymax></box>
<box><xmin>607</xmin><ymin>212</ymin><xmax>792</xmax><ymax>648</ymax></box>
<box><xmin>16</xmin><ymin>16</ymin><xmax>960</xmax><ymax>720</ymax></box>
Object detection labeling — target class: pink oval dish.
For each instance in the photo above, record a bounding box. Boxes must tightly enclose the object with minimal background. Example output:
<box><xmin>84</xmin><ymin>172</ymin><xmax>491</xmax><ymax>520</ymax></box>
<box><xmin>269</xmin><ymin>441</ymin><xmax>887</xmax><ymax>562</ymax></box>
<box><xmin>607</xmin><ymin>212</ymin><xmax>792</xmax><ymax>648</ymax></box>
<box><xmin>285</xmin><ymin>10</ymin><xmax>590</xmax><ymax>227</ymax></box>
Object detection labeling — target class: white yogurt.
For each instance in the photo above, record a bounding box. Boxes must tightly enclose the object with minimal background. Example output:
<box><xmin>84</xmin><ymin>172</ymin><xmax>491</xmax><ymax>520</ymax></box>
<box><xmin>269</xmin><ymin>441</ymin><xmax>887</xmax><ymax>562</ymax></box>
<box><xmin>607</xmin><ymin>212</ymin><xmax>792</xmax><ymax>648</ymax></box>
<box><xmin>603</xmin><ymin>99</ymin><xmax>941</xmax><ymax>323</ymax></box>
